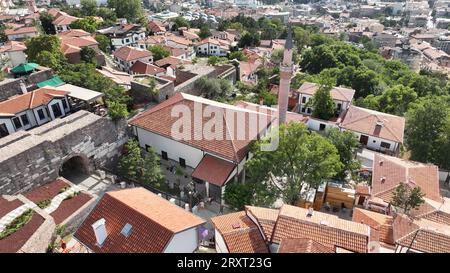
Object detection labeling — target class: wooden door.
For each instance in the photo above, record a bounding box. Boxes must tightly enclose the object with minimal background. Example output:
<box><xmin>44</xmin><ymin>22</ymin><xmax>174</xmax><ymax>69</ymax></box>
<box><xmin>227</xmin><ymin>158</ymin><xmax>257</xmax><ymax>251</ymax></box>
<box><xmin>360</xmin><ymin>135</ymin><xmax>369</xmax><ymax>145</ymax></box>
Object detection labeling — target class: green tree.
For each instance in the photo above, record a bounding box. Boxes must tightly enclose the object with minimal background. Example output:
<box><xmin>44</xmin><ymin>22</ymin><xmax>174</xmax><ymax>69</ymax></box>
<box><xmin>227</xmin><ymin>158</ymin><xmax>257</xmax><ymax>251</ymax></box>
<box><xmin>325</xmin><ymin>128</ymin><xmax>361</xmax><ymax>180</ymax></box>
<box><xmin>293</xmin><ymin>26</ymin><xmax>310</xmax><ymax>53</ymax></box>
<box><xmin>118</xmin><ymin>139</ymin><xmax>143</xmax><ymax>180</ymax></box>
<box><xmin>107</xmin><ymin>0</ymin><xmax>144</xmax><ymax>22</ymax></box>
<box><xmin>171</xmin><ymin>16</ymin><xmax>189</xmax><ymax>31</ymax></box>
<box><xmin>207</xmin><ymin>56</ymin><xmax>227</xmax><ymax>65</ymax></box>
<box><xmin>376</xmin><ymin>84</ymin><xmax>417</xmax><ymax>116</ymax></box>
<box><xmin>229</xmin><ymin>51</ymin><xmax>248</xmax><ymax>61</ymax></box>
<box><xmin>238</xmin><ymin>31</ymin><xmax>260</xmax><ymax>48</ymax></box>
<box><xmin>149</xmin><ymin>45</ymin><xmax>170</xmax><ymax>61</ymax></box>
<box><xmin>80</xmin><ymin>0</ymin><xmax>98</xmax><ymax>16</ymax></box>
<box><xmin>39</xmin><ymin>12</ymin><xmax>55</xmax><ymax>34</ymax></box>
<box><xmin>106</xmin><ymin>99</ymin><xmax>128</xmax><ymax>120</ymax></box>
<box><xmin>391</xmin><ymin>182</ymin><xmax>425</xmax><ymax>215</ymax></box>
<box><xmin>80</xmin><ymin>46</ymin><xmax>97</xmax><ymax>65</ymax></box>
<box><xmin>70</xmin><ymin>17</ymin><xmax>98</xmax><ymax>33</ymax></box>
<box><xmin>141</xmin><ymin>147</ymin><xmax>164</xmax><ymax>187</ymax></box>
<box><xmin>405</xmin><ymin>96</ymin><xmax>450</xmax><ymax>169</ymax></box>
<box><xmin>309</xmin><ymin>80</ymin><xmax>336</xmax><ymax>120</ymax></box>
<box><xmin>194</xmin><ymin>76</ymin><xmax>232</xmax><ymax>99</ymax></box>
<box><xmin>246</xmin><ymin>123</ymin><xmax>342</xmax><ymax>205</ymax></box>
<box><xmin>198</xmin><ymin>25</ymin><xmax>212</xmax><ymax>39</ymax></box>
<box><xmin>25</xmin><ymin>35</ymin><xmax>62</xmax><ymax>63</ymax></box>
<box><xmin>35</xmin><ymin>51</ymin><xmax>62</xmax><ymax>70</ymax></box>
<box><xmin>95</xmin><ymin>34</ymin><xmax>110</xmax><ymax>53</ymax></box>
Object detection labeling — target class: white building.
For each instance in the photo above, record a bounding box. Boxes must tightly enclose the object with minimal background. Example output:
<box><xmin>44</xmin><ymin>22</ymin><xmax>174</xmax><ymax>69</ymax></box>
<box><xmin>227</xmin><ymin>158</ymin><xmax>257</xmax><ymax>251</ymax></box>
<box><xmin>0</xmin><ymin>87</ymin><xmax>70</xmax><ymax>138</ymax></box>
<box><xmin>0</xmin><ymin>41</ymin><xmax>27</xmax><ymax>67</ymax></box>
<box><xmin>113</xmin><ymin>46</ymin><xmax>153</xmax><ymax>73</ymax></box>
<box><xmin>74</xmin><ymin>187</ymin><xmax>206</xmax><ymax>253</ymax></box>
<box><xmin>97</xmin><ymin>24</ymin><xmax>146</xmax><ymax>50</ymax></box>
<box><xmin>128</xmin><ymin>93</ymin><xmax>274</xmax><ymax>205</ymax></box>
<box><xmin>52</xmin><ymin>11</ymin><xmax>79</xmax><ymax>33</ymax></box>
<box><xmin>4</xmin><ymin>26</ymin><xmax>38</xmax><ymax>41</ymax></box>
<box><xmin>194</xmin><ymin>38</ymin><xmax>229</xmax><ymax>57</ymax></box>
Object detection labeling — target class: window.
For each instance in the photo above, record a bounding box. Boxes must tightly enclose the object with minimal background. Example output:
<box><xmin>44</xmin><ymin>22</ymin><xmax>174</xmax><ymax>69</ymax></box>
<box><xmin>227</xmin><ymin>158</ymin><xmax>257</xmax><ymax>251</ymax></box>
<box><xmin>0</xmin><ymin>123</ymin><xmax>9</xmax><ymax>138</ymax></box>
<box><xmin>319</xmin><ymin>123</ymin><xmax>326</xmax><ymax>131</ymax></box>
<box><xmin>161</xmin><ymin>151</ymin><xmax>168</xmax><ymax>160</ymax></box>
<box><xmin>145</xmin><ymin>144</ymin><xmax>151</xmax><ymax>152</ymax></box>
<box><xmin>302</xmin><ymin>96</ymin><xmax>306</xmax><ymax>103</ymax></box>
<box><xmin>20</xmin><ymin>114</ymin><xmax>29</xmax><ymax>126</ymax></box>
<box><xmin>301</xmin><ymin>107</ymin><xmax>306</xmax><ymax>113</ymax></box>
<box><xmin>307</xmin><ymin>108</ymin><xmax>312</xmax><ymax>114</ymax></box>
<box><xmin>337</xmin><ymin>103</ymin><xmax>342</xmax><ymax>110</ymax></box>
<box><xmin>380</xmin><ymin>142</ymin><xmax>391</xmax><ymax>149</ymax></box>
<box><xmin>179</xmin><ymin>157</ymin><xmax>186</xmax><ymax>168</ymax></box>
<box><xmin>12</xmin><ymin>117</ymin><xmax>22</xmax><ymax>129</ymax></box>
<box><xmin>61</xmin><ymin>99</ymin><xmax>68</xmax><ymax>109</ymax></box>
<box><xmin>37</xmin><ymin>109</ymin><xmax>45</xmax><ymax>120</ymax></box>
<box><xmin>51</xmin><ymin>103</ymin><xmax>63</xmax><ymax>118</ymax></box>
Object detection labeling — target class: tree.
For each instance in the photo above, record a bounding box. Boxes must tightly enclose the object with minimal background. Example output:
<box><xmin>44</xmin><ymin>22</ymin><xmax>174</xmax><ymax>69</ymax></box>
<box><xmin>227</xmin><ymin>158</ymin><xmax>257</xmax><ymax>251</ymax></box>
<box><xmin>405</xmin><ymin>96</ymin><xmax>450</xmax><ymax>169</ymax></box>
<box><xmin>70</xmin><ymin>17</ymin><xmax>98</xmax><ymax>33</ymax></box>
<box><xmin>293</xmin><ymin>26</ymin><xmax>310</xmax><ymax>53</ymax></box>
<box><xmin>172</xmin><ymin>16</ymin><xmax>189</xmax><ymax>31</ymax></box>
<box><xmin>198</xmin><ymin>25</ymin><xmax>212</xmax><ymax>39</ymax></box>
<box><xmin>118</xmin><ymin>139</ymin><xmax>143</xmax><ymax>180</ymax></box>
<box><xmin>223</xmin><ymin>182</ymin><xmax>253</xmax><ymax>210</ymax></box>
<box><xmin>39</xmin><ymin>12</ymin><xmax>55</xmax><ymax>34</ymax></box>
<box><xmin>238</xmin><ymin>31</ymin><xmax>260</xmax><ymax>48</ymax></box>
<box><xmin>80</xmin><ymin>0</ymin><xmax>98</xmax><ymax>16</ymax></box>
<box><xmin>391</xmin><ymin>182</ymin><xmax>425</xmax><ymax>215</ymax></box>
<box><xmin>325</xmin><ymin>128</ymin><xmax>361</xmax><ymax>180</ymax></box>
<box><xmin>376</xmin><ymin>84</ymin><xmax>417</xmax><ymax>116</ymax></box>
<box><xmin>106</xmin><ymin>99</ymin><xmax>128</xmax><ymax>120</ymax></box>
<box><xmin>25</xmin><ymin>35</ymin><xmax>62</xmax><ymax>63</ymax></box>
<box><xmin>194</xmin><ymin>76</ymin><xmax>232</xmax><ymax>99</ymax></box>
<box><xmin>35</xmin><ymin>51</ymin><xmax>62</xmax><ymax>71</ymax></box>
<box><xmin>207</xmin><ymin>56</ymin><xmax>227</xmax><ymax>66</ymax></box>
<box><xmin>141</xmin><ymin>147</ymin><xmax>164</xmax><ymax>187</ymax></box>
<box><xmin>107</xmin><ymin>0</ymin><xmax>144</xmax><ymax>22</ymax></box>
<box><xmin>149</xmin><ymin>45</ymin><xmax>170</xmax><ymax>61</ymax></box>
<box><xmin>80</xmin><ymin>46</ymin><xmax>97</xmax><ymax>65</ymax></box>
<box><xmin>95</xmin><ymin>34</ymin><xmax>111</xmax><ymax>53</ymax></box>
<box><xmin>228</xmin><ymin>51</ymin><xmax>248</xmax><ymax>61</ymax></box>
<box><xmin>309</xmin><ymin>80</ymin><xmax>336</xmax><ymax>120</ymax></box>
<box><xmin>246</xmin><ymin>123</ymin><xmax>342</xmax><ymax>205</ymax></box>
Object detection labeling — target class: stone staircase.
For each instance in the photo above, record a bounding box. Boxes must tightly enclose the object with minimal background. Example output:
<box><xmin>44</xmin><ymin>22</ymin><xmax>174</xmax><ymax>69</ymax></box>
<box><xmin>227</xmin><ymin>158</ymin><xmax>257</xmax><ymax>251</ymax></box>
<box><xmin>44</xmin><ymin>186</ymin><xmax>81</xmax><ymax>214</ymax></box>
<box><xmin>0</xmin><ymin>202</ymin><xmax>37</xmax><ymax>233</ymax></box>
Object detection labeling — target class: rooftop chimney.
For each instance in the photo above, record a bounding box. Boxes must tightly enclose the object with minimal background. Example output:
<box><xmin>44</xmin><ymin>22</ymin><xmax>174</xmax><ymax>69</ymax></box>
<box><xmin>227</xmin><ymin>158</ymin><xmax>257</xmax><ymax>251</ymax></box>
<box><xmin>92</xmin><ymin>218</ymin><xmax>107</xmax><ymax>247</ymax></box>
<box><xmin>306</xmin><ymin>207</ymin><xmax>314</xmax><ymax>217</ymax></box>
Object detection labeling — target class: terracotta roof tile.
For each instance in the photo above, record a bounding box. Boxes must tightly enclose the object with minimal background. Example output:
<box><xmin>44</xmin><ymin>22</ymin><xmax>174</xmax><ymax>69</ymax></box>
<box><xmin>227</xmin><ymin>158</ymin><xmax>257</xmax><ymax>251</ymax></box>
<box><xmin>52</xmin><ymin>12</ymin><xmax>79</xmax><ymax>26</ymax></box>
<box><xmin>0</xmin><ymin>41</ymin><xmax>26</xmax><ymax>53</ymax></box>
<box><xmin>271</xmin><ymin>205</ymin><xmax>371</xmax><ymax>253</ymax></box>
<box><xmin>210</xmin><ymin>211</ymin><xmax>269</xmax><ymax>253</ymax></box>
<box><xmin>154</xmin><ymin>56</ymin><xmax>191</xmax><ymax>67</ymax></box>
<box><xmin>113</xmin><ymin>46</ymin><xmax>152</xmax><ymax>62</ymax></box>
<box><xmin>245</xmin><ymin>206</ymin><xmax>279</xmax><ymax>240</ymax></box>
<box><xmin>0</xmin><ymin>87</ymin><xmax>67</xmax><ymax>114</ymax></box>
<box><xmin>129</xmin><ymin>93</ymin><xmax>273</xmax><ymax>162</ymax></box>
<box><xmin>74</xmin><ymin>187</ymin><xmax>205</xmax><ymax>253</ymax></box>
<box><xmin>278</xmin><ymin>238</ymin><xmax>335</xmax><ymax>253</ymax></box>
<box><xmin>191</xmin><ymin>155</ymin><xmax>235</xmax><ymax>186</ymax></box>
<box><xmin>341</xmin><ymin>105</ymin><xmax>405</xmax><ymax>143</ymax></box>
<box><xmin>371</xmin><ymin>153</ymin><xmax>441</xmax><ymax>203</ymax></box>
<box><xmin>4</xmin><ymin>26</ymin><xmax>38</xmax><ymax>36</ymax></box>
<box><xmin>352</xmin><ymin>208</ymin><xmax>394</xmax><ymax>244</ymax></box>
<box><xmin>130</xmin><ymin>60</ymin><xmax>165</xmax><ymax>75</ymax></box>
<box><xmin>297</xmin><ymin>82</ymin><xmax>355</xmax><ymax>102</ymax></box>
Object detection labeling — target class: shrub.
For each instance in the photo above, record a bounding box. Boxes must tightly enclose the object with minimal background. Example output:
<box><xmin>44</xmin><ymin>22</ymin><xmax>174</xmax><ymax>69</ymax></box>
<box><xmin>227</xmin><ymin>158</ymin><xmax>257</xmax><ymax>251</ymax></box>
<box><xmin>0</xmin><ymin>209</ymin><xmax>34</xmax><ymax>239</ymax></box>
<box><xmin>37</xmin><ymin>199</ymin><xmax>51</xmax><ymax>209</ymax></box>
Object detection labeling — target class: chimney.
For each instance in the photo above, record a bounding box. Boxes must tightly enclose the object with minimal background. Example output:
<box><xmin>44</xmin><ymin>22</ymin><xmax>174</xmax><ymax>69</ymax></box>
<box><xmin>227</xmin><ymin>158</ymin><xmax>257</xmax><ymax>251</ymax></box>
<box><xmin>92</xmin><ymin>218</ymin><xmax>107</xmax><ymax>247</ymax></box>
<box><xmin>19</xmin><ymin>80</ymin><xmax>27</xmax><ymax>94</ymax></box>
<box><xmin>306</xmin><ymin>207</ymin><xmax>314</xmax><ymax>217</ymax></box>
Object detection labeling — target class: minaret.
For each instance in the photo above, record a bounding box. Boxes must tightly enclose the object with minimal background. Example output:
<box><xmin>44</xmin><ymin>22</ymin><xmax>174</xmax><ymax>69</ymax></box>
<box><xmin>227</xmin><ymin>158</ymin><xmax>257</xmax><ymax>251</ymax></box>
<box><xmin>277</xmin><ymin>26</ymin><xmax>294</xmax><ymax>125</ymax></box>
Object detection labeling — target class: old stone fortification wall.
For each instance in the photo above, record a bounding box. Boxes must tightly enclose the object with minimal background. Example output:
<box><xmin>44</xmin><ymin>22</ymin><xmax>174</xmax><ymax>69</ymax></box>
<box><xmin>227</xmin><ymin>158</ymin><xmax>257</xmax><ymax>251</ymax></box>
<box><xmin>0</xmin><ymin>111</ymin><xmax>129</xmax><ymax>195</ymax></box>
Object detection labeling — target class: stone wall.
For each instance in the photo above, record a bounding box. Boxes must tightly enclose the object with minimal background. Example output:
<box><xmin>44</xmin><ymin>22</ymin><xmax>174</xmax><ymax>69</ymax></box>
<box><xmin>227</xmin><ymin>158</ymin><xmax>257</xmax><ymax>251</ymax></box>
<box><xmin>0</xmin><ymin>111</ymin><xmax>129</xmax><ymax>195</ymax></box>
<box><xmin>0</xmin><ymin>78</ymin><xmax>24</xmax><ymax>102</ymax></box>
<box><xmin>0</xmin><ymin>68</ymin><xmax>54</xmax><ymax>101</ymax></box>
<box><xmin>130</xmin><ymin>75</ymin><xmax>174</xmax><ymax>103</ymax></box>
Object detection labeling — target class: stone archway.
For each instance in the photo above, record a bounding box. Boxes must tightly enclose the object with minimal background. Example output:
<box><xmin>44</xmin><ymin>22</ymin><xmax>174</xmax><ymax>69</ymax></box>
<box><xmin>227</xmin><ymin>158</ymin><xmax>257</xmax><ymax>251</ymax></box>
<box><xmin>59</xmin><ymin>154</ymin><xmax>90</xmax><ymax>184</ymax></box>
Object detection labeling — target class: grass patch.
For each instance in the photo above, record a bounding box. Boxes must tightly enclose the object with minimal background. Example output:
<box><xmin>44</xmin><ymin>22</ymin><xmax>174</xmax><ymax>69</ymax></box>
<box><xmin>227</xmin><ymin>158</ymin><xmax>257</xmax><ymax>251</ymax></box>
<box><xmin>59</xmin><ymin>186</ymin><xmax>70</xmax><ymax>194</ymax></box>
<box><xmin>0</xmin><ymin>209</ymin><xmax>34</xmax><ymax>240</ymax></box>
<box><xmin>64</xmin><ymin>191</ymin><xmax>80</xmax><ymax>201</ymax></box>
<box><xmin>37</xmin><ymin>199</ymin><xmax>51</xmax><ymax>209</ymax></box>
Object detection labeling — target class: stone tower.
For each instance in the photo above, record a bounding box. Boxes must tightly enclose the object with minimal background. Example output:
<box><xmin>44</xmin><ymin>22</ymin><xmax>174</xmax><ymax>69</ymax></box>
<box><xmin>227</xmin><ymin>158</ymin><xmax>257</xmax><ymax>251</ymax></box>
<box><xmin>277</xmin><ymin>25</ymin><xmax>294</xmax><ymax>125</ymax></box>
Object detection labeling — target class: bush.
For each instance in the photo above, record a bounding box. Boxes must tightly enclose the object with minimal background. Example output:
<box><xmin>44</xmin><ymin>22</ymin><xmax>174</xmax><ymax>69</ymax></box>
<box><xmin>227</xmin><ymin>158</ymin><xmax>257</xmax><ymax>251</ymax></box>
<box><xmin>0</xmin><ymin>209</ymin><xmax>34</xmax><ymax>239</ymax></box>
<box><xmin>37</xmin><ymin>199</ymin><xmax>51</xmax><ymax>209</ymax></box>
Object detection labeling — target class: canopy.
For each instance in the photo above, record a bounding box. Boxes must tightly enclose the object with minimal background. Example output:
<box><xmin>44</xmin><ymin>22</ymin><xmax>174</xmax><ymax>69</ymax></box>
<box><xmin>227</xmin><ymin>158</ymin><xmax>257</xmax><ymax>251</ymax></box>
<box><xmin>11</xmin><ymin>62</ymin><xmax>39</xmax><ymax>74</ymax></box>
<box><xmin>55</xmin><ymin>84</ymin><xmax>104</xmax><ymax>103</ymax></box>
<box><xmin>191</xmin><ymin>155</ymin><xmax>235</xmax><ymax>187</ymax></box>
<box><xmin>36</xmin><ymin>76</ymin><xmax>65</xmax><ymax>88</ymax></box>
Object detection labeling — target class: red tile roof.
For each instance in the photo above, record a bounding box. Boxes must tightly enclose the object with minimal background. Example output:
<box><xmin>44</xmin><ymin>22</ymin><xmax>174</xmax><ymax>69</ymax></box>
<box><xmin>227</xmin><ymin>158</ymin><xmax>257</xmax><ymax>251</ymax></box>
<box><xmin>129</xmin><ymin>93</ymin><xmax>274</xmax><ymax>162</ymax></box>
<box><xmin>191</xmin><ymin>155</ymin><xmax>236</xmax><ymax>186</ymax></box>
<box><xmin>210</xmin><ymin>211</ymin><xmax>269</xmax><ymax>253</ymax></box>
<box><xmin>52</xmin><ymin>12</ymin><xmax>79</xmax><ymax>26</ymax></box>
<box><xmin>74</xmin><ymin>187</ymin><xmax>205</xmax><ymax>253</ymax></box>
<box><xmin>278</xmin><ymin>238</ymin><xmax>335</xmax><ymax>253</ymax></box>
<box><xmin>4</xmin><ymin>26</ymin><xmax>38</xmax><ymax>36</ymax></box>
<box><xmin>352</xmin><ymin>208</ymin><xmax>394</xmax><ymax>245</ymax></box>
<box><xmin>57</xmin><ymin>29</ymin><xmax>90</xmax><ymax>37</ymax></box>
<box><xmin>0</xmin><ymin>41</ymin><xmax>26</xmax><ymax>53</ymax></box>
<box><xmin>371</xmin><ymin>153</ymin><xmax>441</xmax><ymax>203</ymax></box>
<box><xmin>341</xmin><ymin>105</ymin><xmax>405</xmax><ymax>143</ymax></box>
<box><xmin>297</xmin><ymin>82</ymin><xmax>355</xmax><ymax>102</ymax></box>
<box><xmin>148</xmin><ymin>20</ymin><xmax>166</xmax><ymax>33</ymax></box>
<box><xmin>245</xmin><ymin>206</ymin><xmax>279</xmax><ymax>241</ymax></box>
<box><xmin>113</xmin><ymin>46</ymin><xmax>152</xmax><ymax>62</ymax></box>
<box><xmin>0</xmin><ymin>87</ymin><xmax>67</xmax><ymax>115</ymax></box>
<box><xmin>271</xmin><ymin>205</ymin><xmax>372</xmax><ymax>253</ymax></box>
<box><xmin>234</xmin><ymin>101</ymin><xmax>309</xmax><ymax>125</ymax></box>
<box><xmin>130</xmin><ymin>60</ymin><xmax>165</xmax><ymax>75</ymax></box>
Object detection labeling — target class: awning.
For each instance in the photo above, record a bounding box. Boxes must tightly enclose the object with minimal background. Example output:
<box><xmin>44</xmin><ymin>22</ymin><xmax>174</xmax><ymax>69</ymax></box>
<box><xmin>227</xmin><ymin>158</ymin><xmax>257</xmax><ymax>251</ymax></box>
<box><xmin>54</xmin><ymin>83</ymin><xmax>104</xmax><ymax>103</ymax></box>
<box><xmin>191</xmin><ymin>155</ymin><xmax>236</xmax><ymax>187</ymax></box>
<box><xmin>11</xmin><ymin>62</ymin><xmax>38</xmax><ymax>74</ymax></box>
<box><xmin>36</xmin><ymin>76</ymin><xmax>65</xmax><ymax>88</ymax></box>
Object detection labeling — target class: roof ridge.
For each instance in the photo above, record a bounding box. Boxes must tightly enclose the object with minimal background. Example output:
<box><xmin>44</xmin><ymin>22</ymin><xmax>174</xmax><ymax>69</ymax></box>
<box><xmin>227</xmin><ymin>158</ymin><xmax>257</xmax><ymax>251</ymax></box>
<box><xmin>29</xmin><ymin>89</ymin><xmax>36</xmax><ymax>109</ymax></box>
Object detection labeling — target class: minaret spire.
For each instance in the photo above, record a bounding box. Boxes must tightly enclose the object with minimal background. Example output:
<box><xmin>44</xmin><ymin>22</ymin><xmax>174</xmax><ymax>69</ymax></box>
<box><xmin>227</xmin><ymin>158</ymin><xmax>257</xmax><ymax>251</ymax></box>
<box><xmin>277</xmin><ymin>25</ymin><xmax>294</xmax><ymax>125</ymax></box>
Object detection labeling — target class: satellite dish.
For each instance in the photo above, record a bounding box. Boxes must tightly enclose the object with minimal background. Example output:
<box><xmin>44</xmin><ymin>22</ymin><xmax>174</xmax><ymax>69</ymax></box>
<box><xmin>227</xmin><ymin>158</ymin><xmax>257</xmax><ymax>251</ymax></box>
<box><xmin>368</xmin><ymin>241</ymin><xmax>380</xmax><ymax>253</ymax></box>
